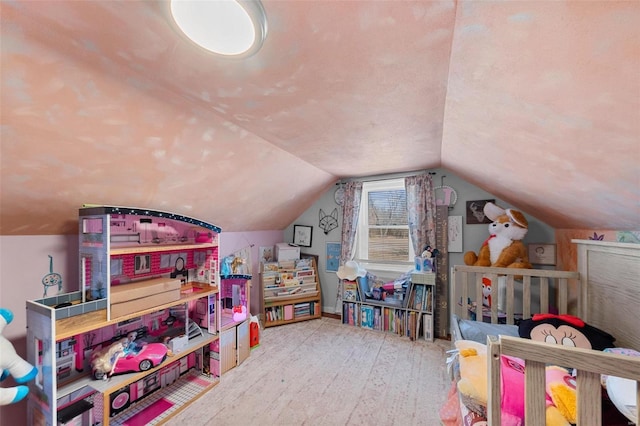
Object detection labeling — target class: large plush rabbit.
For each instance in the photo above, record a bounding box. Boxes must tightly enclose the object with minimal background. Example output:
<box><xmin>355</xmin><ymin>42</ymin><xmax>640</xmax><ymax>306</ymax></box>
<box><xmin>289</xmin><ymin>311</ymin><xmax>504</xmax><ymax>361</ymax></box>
<box><xmin>464</xmin><ymin>202</ymin><xmax>532</xmax><ymax>270</ymax></box>
<box><xmin>0</xmin><ymin>308</ymin><xmax>38</xmax><ymax>405</ymax></box>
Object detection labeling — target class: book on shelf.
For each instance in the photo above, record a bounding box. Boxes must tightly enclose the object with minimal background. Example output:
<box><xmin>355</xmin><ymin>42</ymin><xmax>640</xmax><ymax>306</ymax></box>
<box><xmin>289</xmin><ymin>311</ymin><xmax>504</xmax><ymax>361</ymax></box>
<box><xmin>284</xmin><ymin>305</ymin><xmax>294</xmax><ymax>321</ymax></box>
<box><xmin>424</xmin><ymin>286</ymin><xmax>433</xmax><ymax>313</ymax></box>
<box><xmin>373</xmin><ymin>306</ymin><xmax>381</xmax><ymax>330</ymax></box>
<box><xmin>343</xmin><ymin>280</ymin><xmax>358</xmax><ymax>301</ymax></box>
<box><xmin>263</xmin><ymin>262</ymin><xmax>279</xmax><ymax>272</ymax></box>
<box><xmin>423</xmin><ymin>313</ymin><xmax>433</xmax><ymax>341</ymax></box>
<box><xmin>413</xmin><ymin>284</ymin><xmax>424</xmax><ymax>310</ymax></box>
<box><xmin>361</xmin><ymin>305</ymin><xmax>374</xmax><ymax>329</ymax></box>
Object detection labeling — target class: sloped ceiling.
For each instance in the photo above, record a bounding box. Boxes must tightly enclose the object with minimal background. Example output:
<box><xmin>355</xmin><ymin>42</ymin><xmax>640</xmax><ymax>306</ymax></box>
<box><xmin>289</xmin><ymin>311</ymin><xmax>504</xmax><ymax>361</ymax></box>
<box><xmin>1</xmin><ymin>1</ymin><xmax>638</xmax><ymax>236</ymax></box>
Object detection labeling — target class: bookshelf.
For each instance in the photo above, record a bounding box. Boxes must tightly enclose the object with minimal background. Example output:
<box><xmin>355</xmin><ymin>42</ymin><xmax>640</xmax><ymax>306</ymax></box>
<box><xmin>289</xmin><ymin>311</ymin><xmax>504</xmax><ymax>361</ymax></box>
<box><xmin>260</xmin><ymin>257</ymin><xmax>322</xmax><ymax>327</ymax></box>
<box><xmin>341</xmin><ymin>272</ymin><xmax>435</xmax><ymax>341</ymax></box>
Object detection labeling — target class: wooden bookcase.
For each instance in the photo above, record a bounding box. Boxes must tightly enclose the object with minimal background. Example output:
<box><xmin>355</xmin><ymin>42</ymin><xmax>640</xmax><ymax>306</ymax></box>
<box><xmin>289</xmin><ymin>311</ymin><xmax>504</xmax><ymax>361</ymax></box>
<box><xmin>341</xmin><ymin>271</ymin><xmax>435</xmax><ymax>341</ymax></box>
<box><xmin>260</xmin><ymin>257</ymin><xmax>322</xmax><ymax>327</ymax></box>
<box><xmin>26</xmin><ymin>206</ymin><xmax>223</xmax><ymax>426</ymax></box>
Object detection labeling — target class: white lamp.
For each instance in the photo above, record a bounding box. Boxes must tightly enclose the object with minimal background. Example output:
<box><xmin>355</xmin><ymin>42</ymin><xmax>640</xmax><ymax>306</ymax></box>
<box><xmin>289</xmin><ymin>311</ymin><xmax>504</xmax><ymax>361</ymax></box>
<box><xmin>169</xmin><ymin>0</ymin><xmax>268</xmax><ymax>58</ymax></box>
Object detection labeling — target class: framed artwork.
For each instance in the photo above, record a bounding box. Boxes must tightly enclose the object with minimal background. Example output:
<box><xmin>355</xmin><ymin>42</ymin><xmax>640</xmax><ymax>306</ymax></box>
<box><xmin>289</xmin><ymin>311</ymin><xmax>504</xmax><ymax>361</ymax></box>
<box><xmin>325</xmin><ymin>242</ymin><xmax>341</xmax><ymax>272</ymax></box>
<box><xmin>528</xmin><ymin>243</ymin><xmax>557</xmax><ymax>266</ymax></box>
<box><xmin>447</xmin><ymin>215</ymin><xmax>463</xmax><ymax>253</ymax></box>
<box><xmin>134</xmin><ymin>254</ymin><xmax>151</xmax><ymax>274</ymax></box>
<box><xmin>259</xmin><ymin>245</ymin><xmax>274</xmax><ymax>263</ymax></box>
<box><xmin>466</xmin><ymin>199</ymin><xmax>495</xmax><ymax>224</ymax></box>
<box><xmin>293</xmin><ymin>224</ymin><xmax>313</xmax><ymax>247</ymax></box>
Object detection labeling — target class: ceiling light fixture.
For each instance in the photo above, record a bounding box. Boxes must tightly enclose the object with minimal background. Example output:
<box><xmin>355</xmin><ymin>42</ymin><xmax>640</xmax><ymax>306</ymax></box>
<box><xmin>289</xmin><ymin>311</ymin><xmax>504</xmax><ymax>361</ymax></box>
<box><xmin>169</xmin><ymin>0</ymin><xmax>268</xmax><ymax>58</ymax></box>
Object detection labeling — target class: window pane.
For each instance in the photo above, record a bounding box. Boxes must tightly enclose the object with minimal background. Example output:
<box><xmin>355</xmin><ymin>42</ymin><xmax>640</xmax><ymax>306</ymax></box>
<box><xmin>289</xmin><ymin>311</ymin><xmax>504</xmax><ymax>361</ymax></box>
<box><xmin>368</xmin><ymin>228</ymin><xmax>409</xmax><ymax>261</ymax></box>
<box><xmin>368</xmin><ymin>190</ymin><xmax>407</xmax><ymax>226</ymax></box>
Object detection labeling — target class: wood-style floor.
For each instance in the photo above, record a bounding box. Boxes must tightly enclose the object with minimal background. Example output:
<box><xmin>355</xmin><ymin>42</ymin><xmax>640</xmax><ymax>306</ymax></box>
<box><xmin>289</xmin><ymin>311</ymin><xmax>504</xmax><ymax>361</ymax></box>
<box><xmin>167</xmin><ymin>317</ymin><xmax>452</xmax><ymax>425</ymax></box>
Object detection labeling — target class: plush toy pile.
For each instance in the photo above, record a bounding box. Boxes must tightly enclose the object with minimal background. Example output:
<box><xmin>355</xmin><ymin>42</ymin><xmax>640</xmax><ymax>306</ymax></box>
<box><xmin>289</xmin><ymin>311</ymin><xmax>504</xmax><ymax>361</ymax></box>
<box><xmin>445</xmin><ymin>314</ymin><xmax>617</xmax><ymax>426</ymax></box>
<box><xmin>455</xmin><ymin>339</ymin><xmax>578</xmax><ymax>426</ymax></box>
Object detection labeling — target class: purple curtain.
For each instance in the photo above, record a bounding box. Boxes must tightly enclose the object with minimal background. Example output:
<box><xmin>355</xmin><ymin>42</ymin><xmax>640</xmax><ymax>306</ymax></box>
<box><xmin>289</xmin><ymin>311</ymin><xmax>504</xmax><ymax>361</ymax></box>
<box><xmin>405</xmin><ymin>173</ymin><xmax>436</xmax><ymax>255</ymax></box>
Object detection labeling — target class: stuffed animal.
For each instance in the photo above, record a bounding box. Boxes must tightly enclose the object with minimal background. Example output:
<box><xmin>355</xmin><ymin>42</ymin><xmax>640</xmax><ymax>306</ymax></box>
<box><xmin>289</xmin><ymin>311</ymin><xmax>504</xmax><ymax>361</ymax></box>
<box><xmin>464</xmin><ymin>202</ymin><xmax>532</xmax><ymax>270</ymax></box>
<box><xmin>519</xmin><ymin>313</ymin><xmax>616</xmax><ymax>351</ymax></box>
<box><xmin>0</xmin><ymin>308</ymin><xmax>38</xmax><ymax>405</ymax></box>
<box><xmin>455</xmin><ymin>339</ymin><xmax>576</xmax><ymax>426</ymax></box>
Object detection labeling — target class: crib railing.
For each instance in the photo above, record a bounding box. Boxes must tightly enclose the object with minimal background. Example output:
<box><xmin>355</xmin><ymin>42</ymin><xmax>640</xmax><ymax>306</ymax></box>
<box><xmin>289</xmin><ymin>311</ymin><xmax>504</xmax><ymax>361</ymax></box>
<box><xmin>451</xmin><ymin>265</ymin><xmax>581</xmax><ymax>325</ymax></box>
<box><xmin>487</xmin><ymin>335</ymin><xmax>640</xmax><ymax>426</ymax></box>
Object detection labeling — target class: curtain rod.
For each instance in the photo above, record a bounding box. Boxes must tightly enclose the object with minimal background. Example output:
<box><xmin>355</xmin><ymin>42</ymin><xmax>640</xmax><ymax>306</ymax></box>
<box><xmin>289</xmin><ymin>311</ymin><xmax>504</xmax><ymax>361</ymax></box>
<box><xmin>336</xmin><ymin>170</ymin><xmax>436</xmax><ymax>185</ymax></box>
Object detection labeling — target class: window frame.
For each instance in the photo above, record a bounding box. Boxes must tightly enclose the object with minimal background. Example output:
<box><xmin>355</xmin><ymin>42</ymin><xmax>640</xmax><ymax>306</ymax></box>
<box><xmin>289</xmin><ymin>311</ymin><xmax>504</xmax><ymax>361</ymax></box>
<box><xmin>354</xmin><ymin>178</ymin><xmax>416</xmax><ymax>271</ymax></box>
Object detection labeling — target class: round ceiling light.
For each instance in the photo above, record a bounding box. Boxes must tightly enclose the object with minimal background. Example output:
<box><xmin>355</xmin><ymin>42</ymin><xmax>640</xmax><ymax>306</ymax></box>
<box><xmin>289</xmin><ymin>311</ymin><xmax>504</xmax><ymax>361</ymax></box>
<box><xmin>169</xmin><ymin>0</ymin><xmax>267</xmax><ymax>58</ymax></box>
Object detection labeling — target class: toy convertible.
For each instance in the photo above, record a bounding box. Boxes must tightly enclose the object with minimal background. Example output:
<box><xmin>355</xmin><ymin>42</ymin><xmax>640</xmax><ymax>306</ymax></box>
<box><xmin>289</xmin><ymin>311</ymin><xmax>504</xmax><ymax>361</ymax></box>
<box><xmin>90</xmin><ymin>339</ymin><xmax>168</xmax><ymax>381</ymax></box>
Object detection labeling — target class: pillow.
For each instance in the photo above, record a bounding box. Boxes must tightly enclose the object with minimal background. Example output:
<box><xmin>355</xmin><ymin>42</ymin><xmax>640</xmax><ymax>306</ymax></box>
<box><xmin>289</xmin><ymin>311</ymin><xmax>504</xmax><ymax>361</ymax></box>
<box><xmin>458</xmin><ymin>318</ymin><xmax>520</xmax><ymax>344</ymax></box>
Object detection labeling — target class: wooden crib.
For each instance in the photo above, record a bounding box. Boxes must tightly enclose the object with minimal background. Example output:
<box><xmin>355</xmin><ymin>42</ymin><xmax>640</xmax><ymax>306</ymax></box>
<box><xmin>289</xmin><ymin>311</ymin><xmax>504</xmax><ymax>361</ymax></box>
<box><xmin>450</xmin><ymin>239</ymin><xmax>640</xmax><ymax>425</ymax></box>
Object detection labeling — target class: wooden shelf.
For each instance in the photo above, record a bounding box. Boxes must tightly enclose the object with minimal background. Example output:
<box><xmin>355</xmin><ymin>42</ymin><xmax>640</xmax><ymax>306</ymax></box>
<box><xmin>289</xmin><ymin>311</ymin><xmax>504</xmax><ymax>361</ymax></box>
<box><xmin>55</xmin><ymin>284</ymin><xmax>217</xmax><ymax>340</ymax></box>
<box><xmin>264</xmin><ymin>293</ymin><xmax>320</xmax><ymax>306</ymax></box>
<box><xmin>110</xmin><ymin>242</ymin><xmax>216</xmax><ymax>255</ymax></box>
<box><xmin>261</xmin><ymin>257</ymin><xmax>321</xmax><ymax>328</ymax></box>
<box><xmin>262</xmin><ymin>313</ymin><xmax>321</xmax><ymax>328</ymax></box>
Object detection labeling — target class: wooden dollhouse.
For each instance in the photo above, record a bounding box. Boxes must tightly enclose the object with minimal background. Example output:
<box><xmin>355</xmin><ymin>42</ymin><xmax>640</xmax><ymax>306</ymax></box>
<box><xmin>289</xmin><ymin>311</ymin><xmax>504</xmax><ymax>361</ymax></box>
<box><xmin>25</xmin><ymin>206</ymin><xmax>250</xmax><ymax>425</ymax></box>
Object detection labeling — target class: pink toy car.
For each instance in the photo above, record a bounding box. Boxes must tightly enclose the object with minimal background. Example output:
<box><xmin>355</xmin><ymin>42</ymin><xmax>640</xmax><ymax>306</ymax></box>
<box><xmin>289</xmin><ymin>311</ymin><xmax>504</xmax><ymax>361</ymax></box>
<box><xmin>91</xmin><ymin>340</ymin><xmax>168</xmax><ymax>380</ymax></box>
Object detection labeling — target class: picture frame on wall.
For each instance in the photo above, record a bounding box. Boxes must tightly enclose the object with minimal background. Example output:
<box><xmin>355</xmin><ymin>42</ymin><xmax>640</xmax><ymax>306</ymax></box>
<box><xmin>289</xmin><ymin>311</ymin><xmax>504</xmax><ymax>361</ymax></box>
<box><xmin>528</xmin><ymin>243</ymin><xmax>557</xmax><ymax>266</ymax></box>
<box><xmin>325</xmin><ymin>241</ymin><xmax>341</xmax><ymax>272</ymax></box>
<box><xmin>293</xmin><ymin>224</ymin><xmax>313</xmax><ymax>247</ymax></box>
<box><xmin>466</xmin><ymin>199</ymin><xmax>495</xmax><ymax>224</ymax></box>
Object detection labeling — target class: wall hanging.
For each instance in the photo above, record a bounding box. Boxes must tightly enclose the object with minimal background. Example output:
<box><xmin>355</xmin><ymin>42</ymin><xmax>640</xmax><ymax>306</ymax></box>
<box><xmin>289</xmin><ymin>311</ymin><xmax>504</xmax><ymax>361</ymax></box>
<box><xmin>319</xmin><ymin>208</ymin><xmax>338</xmax><ymax>235</ymax></box>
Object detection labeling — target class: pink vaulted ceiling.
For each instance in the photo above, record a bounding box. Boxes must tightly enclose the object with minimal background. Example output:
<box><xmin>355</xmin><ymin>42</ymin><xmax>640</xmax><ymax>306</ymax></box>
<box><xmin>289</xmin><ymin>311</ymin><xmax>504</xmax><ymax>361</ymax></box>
<box><xmin>1</xmin><ymin>1</ymin><xmax>638</xmax><ymax>236</ymax></box>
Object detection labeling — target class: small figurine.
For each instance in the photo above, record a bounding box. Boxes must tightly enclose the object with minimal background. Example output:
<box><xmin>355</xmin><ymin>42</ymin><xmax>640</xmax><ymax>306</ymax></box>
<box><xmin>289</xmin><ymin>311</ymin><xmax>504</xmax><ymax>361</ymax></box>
<box><xmin>221</xmin><ymin>256</ymin><xmax>234</xmax><ymax>276</ymax></box>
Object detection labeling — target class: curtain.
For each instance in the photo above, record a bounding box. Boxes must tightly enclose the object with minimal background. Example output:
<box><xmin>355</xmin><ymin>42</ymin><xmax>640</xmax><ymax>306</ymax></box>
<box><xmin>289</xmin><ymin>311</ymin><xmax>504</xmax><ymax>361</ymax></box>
<box><xmin>339</xmin><ymin>181</ymin><xmax>363</xmax><ymax>265</ymax></box>
<box><xmin>335</xmin><ymin>181</ymin><xmax>363</xmax><ymax>312</ymax></box>
<box><xmin>405</xmin><ymin>173</ymin><xmax>436</xmax><ymax>255</ymax></box>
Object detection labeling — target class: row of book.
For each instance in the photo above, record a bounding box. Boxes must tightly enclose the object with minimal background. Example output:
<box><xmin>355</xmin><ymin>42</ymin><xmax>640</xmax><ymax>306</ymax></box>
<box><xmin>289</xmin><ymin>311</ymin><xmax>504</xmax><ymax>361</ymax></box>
<box><xmin>341</xmin><ymin>302</ymin><xmax>433</xmax><ymax>341</ymax></box>
<box><xmin>264</xmin><ymin>301</ymin><xmax>319</xmax><ymax>323</ymax></box>
<box><xmin>407</xmin><ymin>283</ymin><xmax>434</xmax><ymax>313</ymax></box>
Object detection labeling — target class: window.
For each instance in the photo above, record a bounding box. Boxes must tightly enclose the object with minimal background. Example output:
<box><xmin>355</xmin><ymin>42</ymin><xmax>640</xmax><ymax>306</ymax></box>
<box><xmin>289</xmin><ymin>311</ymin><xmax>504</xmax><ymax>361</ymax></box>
<box><xmin>354</xmin><ymin>179</ymin><xmax>415</xmax><ymax>265</ymax></box>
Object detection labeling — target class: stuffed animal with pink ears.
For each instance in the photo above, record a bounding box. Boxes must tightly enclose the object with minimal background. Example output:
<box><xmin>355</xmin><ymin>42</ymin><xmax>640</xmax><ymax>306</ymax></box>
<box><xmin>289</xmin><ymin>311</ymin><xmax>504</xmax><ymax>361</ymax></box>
<box><xmin>0</xmin><ymin>308</ymin><xmax>38</xmax><ymax>405</ymax></box>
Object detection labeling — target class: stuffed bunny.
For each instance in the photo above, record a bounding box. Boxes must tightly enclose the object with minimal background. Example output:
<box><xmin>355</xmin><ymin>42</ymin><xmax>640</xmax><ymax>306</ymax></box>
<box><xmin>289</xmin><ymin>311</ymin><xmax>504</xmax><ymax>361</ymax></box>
<box><xmin>0</xmin><ymin>308</ymin><xmax>38</xmax><ymax>405</ymax></box>
<box><xmin>464</xmin><ymin>202</ymin><xmax>532</xmax><ymax>270</ymax></box>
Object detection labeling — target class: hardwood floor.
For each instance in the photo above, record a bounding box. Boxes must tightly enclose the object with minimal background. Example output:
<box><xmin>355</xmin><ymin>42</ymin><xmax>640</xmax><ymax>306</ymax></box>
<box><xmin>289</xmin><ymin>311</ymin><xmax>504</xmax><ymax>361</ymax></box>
<box><xmin>167</xmin><ymin>317</ymin><xmax>452</xmax><ymax>425</ymax></box>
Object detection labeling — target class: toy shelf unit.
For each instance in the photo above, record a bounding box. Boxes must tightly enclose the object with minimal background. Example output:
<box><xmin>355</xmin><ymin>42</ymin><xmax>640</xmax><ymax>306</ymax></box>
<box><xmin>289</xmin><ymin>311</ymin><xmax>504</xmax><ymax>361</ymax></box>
<box><xmin>218</xmin><ymin>274</ymin><xmax>251</xmax><ymax>374</ymax></box>
<box><xmin>27</xmin><ymin>206</ymin><xmax>223</xmax><ymax>426</ymax></box>
<box><xmin>260</xmin><ymin>257</ymin><xmax>321</xmax><ymax>327</ymax></box>
<box><xmin>341</xmin><ymin>272</ymin><xmax>435</xmax><ymax>341</ymax></box>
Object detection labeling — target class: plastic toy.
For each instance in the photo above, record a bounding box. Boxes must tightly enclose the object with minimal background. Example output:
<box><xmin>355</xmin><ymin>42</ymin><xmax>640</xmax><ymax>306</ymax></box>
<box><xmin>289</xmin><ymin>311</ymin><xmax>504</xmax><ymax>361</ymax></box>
<box><xmin>0</xmin><ymin>308</ymin><xmax>38</xmax><ymax>405</ymax></box>
<box><xmin>90</xmin><ymin>339</ymin><xmax>168</xmax><ymax>380</ymax></box>
<box><xmin>221</xmin><ymin>255</ymin><xmax>234</xmax><ymax>276</ymax></box>
<box><xmin>232</xmin><ymin>305</ymin><xmax>247</xmax><ymax>322</ymax></box>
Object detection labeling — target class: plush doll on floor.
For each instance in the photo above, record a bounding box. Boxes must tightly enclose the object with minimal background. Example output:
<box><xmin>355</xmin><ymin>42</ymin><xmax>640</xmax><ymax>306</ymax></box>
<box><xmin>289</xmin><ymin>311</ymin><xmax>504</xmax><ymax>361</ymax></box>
<box><xmin>0</xmin><ymin>308</ymin><xmax>38</xmax><ymax>405</ymax></box>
